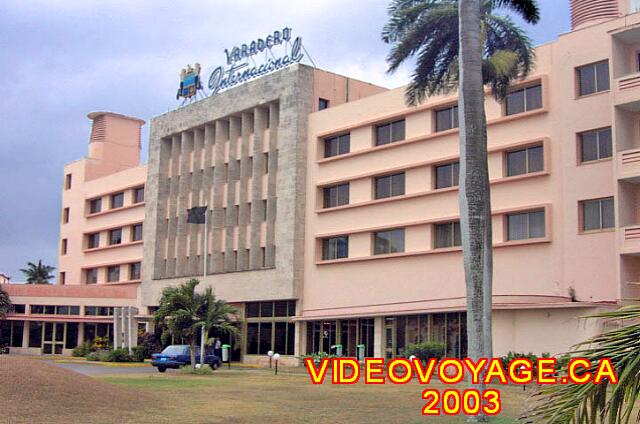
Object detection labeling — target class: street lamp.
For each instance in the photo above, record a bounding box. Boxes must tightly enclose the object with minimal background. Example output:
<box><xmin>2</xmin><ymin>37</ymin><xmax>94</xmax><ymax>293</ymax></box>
<box><xmin>273</xmin><ymin>353</ymin><xmax>280</xmax><ymax>375</ymax></box>
<box><xmin>267</xmin><ymin>350</ymin><xmax>274</xmax><ymax>368</ymax></box>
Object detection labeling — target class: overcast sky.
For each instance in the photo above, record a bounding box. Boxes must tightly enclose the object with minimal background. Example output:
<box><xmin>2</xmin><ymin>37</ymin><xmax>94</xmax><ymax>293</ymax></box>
<box><xmin>0</xmin><ymin>0</ymin><xmax>569</xmax><ymax>282</ymax></box>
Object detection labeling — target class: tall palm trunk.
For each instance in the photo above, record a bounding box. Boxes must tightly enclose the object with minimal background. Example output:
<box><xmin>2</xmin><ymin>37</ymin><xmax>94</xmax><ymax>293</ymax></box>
<box><xmin>189</xmin><ymin>338</ymin><xmax>197</xmax><ymax>369</ymax></box>
<box><xmin>458</xmin><ymin>0</ymin><xmax>493</xmax><ymax>393</ymax></box>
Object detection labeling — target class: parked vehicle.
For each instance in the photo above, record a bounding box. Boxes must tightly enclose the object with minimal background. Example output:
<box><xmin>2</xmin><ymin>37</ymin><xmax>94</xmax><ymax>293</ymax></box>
<box><xmin>151</xmin><ymin>345</ymin><xmax>221</xmax><ymax>373</ymax></box>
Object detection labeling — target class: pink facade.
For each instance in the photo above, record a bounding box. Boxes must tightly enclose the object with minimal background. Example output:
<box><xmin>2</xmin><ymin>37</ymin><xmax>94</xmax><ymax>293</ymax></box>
<box><xmin>300</xmin><ymin>1</ymin><xmax>640</xmax><ymax>358</ymax></box>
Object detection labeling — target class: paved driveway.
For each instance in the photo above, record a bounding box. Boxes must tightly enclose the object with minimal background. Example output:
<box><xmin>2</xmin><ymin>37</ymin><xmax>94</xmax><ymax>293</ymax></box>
<box><xmin>49</xmin><ymin>361</ymin><xmax>163</xmax><ymax>376</ymax></box>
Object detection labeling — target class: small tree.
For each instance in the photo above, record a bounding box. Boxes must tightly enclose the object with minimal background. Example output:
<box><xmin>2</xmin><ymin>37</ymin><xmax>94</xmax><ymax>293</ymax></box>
<box><xmin>0</xmin><ymin>285</ymin><xmax>11</xmax><ymax>319</ymax></box>
<box><xmin>154</xmin><ymin>279</ymin><xmax>238</xmax><ymax>369</ymax></box>
<box><xmin>20</xmin><ymin>260</ymin><xmax>55</xmax><ymax>284</ymax></box>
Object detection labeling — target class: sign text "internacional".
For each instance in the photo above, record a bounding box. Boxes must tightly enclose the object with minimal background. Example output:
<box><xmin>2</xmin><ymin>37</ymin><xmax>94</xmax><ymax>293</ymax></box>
<box><xmin>208</xmin><ymin>27</ymin><xmax>304</xmax><ymax>96</ymax></box>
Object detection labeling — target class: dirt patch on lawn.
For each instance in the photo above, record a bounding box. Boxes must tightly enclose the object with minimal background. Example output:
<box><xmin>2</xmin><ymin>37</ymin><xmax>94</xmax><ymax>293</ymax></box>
<box><xmin>0</xmin><ymin>356</ymin><xmax>159</xmax><ymax>424</ymax></box>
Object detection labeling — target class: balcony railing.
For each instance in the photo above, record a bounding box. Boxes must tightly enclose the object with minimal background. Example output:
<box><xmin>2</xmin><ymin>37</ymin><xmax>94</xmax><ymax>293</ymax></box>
<box><xmin>620</xmin><ymin>224</ymin><xmax>640</xmax><ymax>254</ymax></box>
<box><xmin>617</xmin><ymin>148</ymin><xmax>640</xmax><ymax>181</ymax></box>
<box><xmin>614</xmin><ymin>73</ymin><xmax>640</xmax><ymax>110</ymax></box>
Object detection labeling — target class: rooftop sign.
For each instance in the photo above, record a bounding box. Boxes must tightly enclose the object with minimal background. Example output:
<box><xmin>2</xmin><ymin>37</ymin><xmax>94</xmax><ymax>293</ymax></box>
<box><xmin>207</xmin><ymin>27</ymin><xmax>304</xmax><ymax>96</ymax></box>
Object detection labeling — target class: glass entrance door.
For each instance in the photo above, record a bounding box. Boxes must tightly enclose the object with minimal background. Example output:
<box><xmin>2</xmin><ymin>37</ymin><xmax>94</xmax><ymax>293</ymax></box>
<box><xmin>42</xmin><ymin>322</ymin><xmax>65</xmax><ymax>354</ymax></box>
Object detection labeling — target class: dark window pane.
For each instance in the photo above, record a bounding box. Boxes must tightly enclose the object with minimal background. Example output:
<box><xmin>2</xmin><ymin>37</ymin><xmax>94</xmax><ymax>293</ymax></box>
<box><xmin>508</xmin><ymin>213</ymin><xmax>529</xmax><ymax>241</ymax></box>
<box><xmin>435</xmin><ymin>223</ymin><xmax>453</xmax><ymax>248</ymax></box>
<box><xmin>28</xmin><ymin>322</ymin><xmax>42</xmax><ymax>348</ymax></box>
<box><xmin>598</xmin><ymin>128</ymin><xmax>612</xmax><ymax>159</ymax></box>
<box><xmin>258</xmin><ymin>323</ymin><xmax>272</xmax><ymax>355</ymax></box>
<box><xmin>90</xmin><ymin>198</ymin><xmax>102</xmax><ymax>214</ymax></box>
<box><xmin>109</xmin><ymin>229</ymin><xmax>122</xmax><ymax>245</ymax></box>
<box><xmin>581</xmin><ymin>131</ymin><xmax>599</xmax><ymax>162</ymax></box>
<box><xmin>260</xmin><ymin>302</ymin><xmax>273</xmax><ymax>318</ymax></box>
<box><xmin>506</xmin><ymin>89</ymin><xmax>525</xmax><ymax>115</ymax></box>
<box><xmin>529</xmin><ymin>211</ymin><xmax>545</xmax><ymax>238</ymax></box>
<box><xmin>287</xmin><ymin>323</ymin><xmax>295</xmax><ymax>355</ymax></box>
<box><xmin>601</xmin><ymin>197</ymin><xmax>614</xmax><ymax>229</ymax></box>
<box><xmin>246</xmin><ymin>303</ymin><xmax>259</xmax><ymax>318</ymax></box>
<box><xmin>375</xmin><ymin>176</ymin><xmax>390</xmax><ymax>199</ymax></box>
<box><xmin>111</xmin><ymin>193</ymin><xmax>124</xmax><ymax>209</ymax></box>
<box><xmin>391</xmin><ymin>173</ymin><xmax>405</xmax><ymax>196</ymax></box>
<box><xmin>376</xmin><ymin>124</ymin><xmax>391</xmax><ymax>146</ymax></box>
<box><xmin>11</xmin><ymin>321</ymin><xmax>24</xmax><ymax>348</ymax></box>
<box><xmin>525</xmin><ymin>85</ymin><xmax>542</xmax><ymax>110</ymax></box>
<box><xmin>579</xmin><ymin>65</ymin><xmax>596</xmax><ymax>96</ymax></box>
<box><xmin>436</xmin><ymin>164</ymin><xmax>452</xmax><ymax>189</ymax></box>
<box><xmin>374</xmin><ymin>229</ymin><xmax>405</xmax><ymax>254</ymax></box>
<box><xmin>436</xmin><ymin>108</ymin><xmax>452</xmax><ymax>132</ymax></box>
<box><xmin>507</xmin><ymin>149</ymin><xmax>527</xmax><ymax>176</ymax></box>
<box><xmin>274</xmin><ymin>301</ymin><xmax>288</xmax><ymax>317</ymax></box>
<box><xmin>247</xmin><ymin>323</ymin><xmax>259</xmax><ymax>354</ymax></box>
<box><xmin>65</xmin><ymin>323</ymin><xmax>79</xmax><ymax>349</ymax></box>
<box><xmin>324</xmin><ymin>138</ymin><xmax>337</xmax><ymax>158</ymax></box>
<box><xmin>274</xmin><ymin>322</ymin><xmax>287</xmax><ymax>354</ymax></box>
<box><xmin>338</xmin><ymin>134</ymin><xmax>350</xmax><ymax>155</ymax></box>
<box><xmin>391</xmin><ymin>120</ymin><xmax>405</xmax><ymax>142</ymax></box>
<box><xmin>596</xmin><ymin>61</ymin><xmax>610</xmax><ymax>92</ymax></box>
<box><xmin>528</xmin><ymin>146</ymin><xmax>544</xmax><ymax>172</ymax></box>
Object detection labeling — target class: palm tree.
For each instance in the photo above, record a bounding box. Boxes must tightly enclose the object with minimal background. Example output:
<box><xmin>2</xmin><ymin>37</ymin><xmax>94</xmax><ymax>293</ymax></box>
<box><xmin>383</xmin><ymin>0</ymin><xmax>538</xmax><ymax>389</ymax></box>
<box><xmin>0</xmin><ymin>285</ymin><xmax>11</xmax><ymax>319</ymax></box>
<box><xmin>521</xmin><ymin>305</ymin><xmax>640</xmax><ymax>423</ymax></box>
<box><xmin>20</xmin><ymin>260</ymin><xmax>55</xmax><ymax>284</ymax></box>
<box><xmin>154</xmin><ymin>279</ymin><xmax>238</xmax><ymax>369</ymax></box>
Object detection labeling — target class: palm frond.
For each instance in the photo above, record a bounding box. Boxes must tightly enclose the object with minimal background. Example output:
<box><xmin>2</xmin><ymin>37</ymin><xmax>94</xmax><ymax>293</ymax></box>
<box><xmin>490</xmin><ymin>0</ymin><xmax>540</xmax><ymax>24</ymax></box>
<box><xmin>521</xmin><ymin>305</ymin><xmax>640</xmax><ymax>424</ymax></box>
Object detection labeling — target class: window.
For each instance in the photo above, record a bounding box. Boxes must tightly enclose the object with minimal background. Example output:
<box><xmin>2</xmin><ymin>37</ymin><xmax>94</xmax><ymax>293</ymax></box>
<box><xmin>435</xmin><ymin>162</ymin><xmax>459</xmax><ymax>189</ymax></box>
<box><xmin>319</xmin><ymin>98</ymin><xmax>330</xmax><ymax>110</ymax></box>
<box><xmin>263</xmin><ymin>153</ymin><xmax>269</xmax><ymax>174</ymax></box>
<box><xmin>506</xmin><ymin>145</ymin><xmax>544</xmax><ymax>176</ymax></box>
<box><xmin>133</xmin><ymin>187</ymin><xmax>145</xmax><ymax>203</ymax></box>
<box><xmin>322</xmin><ymin>236</ymin><xmax>349</xmax><ymax>260</ymax></box>
<box><xmin>110</xmin><ymin>192</ymin><xmax>124</xmax><ymax>209</ymax></box>
<box><xmin>376</xmin><ymin>119</ymin><xmax>405</xmax><ymax>146</ymax></box>
<box><xmin>323</xmin><ymin>183</ymin><xmax>349</xmax><ymax>208</ymax></box>
<box><xmin>85</xmin><ymin>306</ymin><xmax>114</xmax><ymax>316</ymax></box>
<box><xmin>107</xmin><ymin>265</ymin><xmax>120</xmax><ymax>283</ymax></box>
<box><xmin>507</xmin><ymin>210</ymin><xmax>545</xmax><ymax>241</ymax></box>
<box><xmin>28</xmin><ymin>322</ymin><xmax>43</xmax><ymax>348</ymax></box>
<box><xmin>129</xmin><ymin>262</ymin><xmax>141</xmax><ymax>280</ymax></box>
<box><xmin>64</xmin><ymin>173</ymin><xmax>72</xmax><ymax>190</ymax></box>
<box><xmin>580</xmin><ymin>127</ymin><xmax>612</xmax><ymax>163</ymax></box>
<box><xmin>85</xmin><ymin>268</ymin><xmax>98</xmax><ymax>284</ymax></box>
<box><xmin>12</xmin><ymin>304</ymin><xmax>25</xmax><ymax>314</ymax></box>
<box><xmin>434</xmin><ymin>221</ymin><xmax>461</xmax><ymax>248</ymax></box>
<box><xmin>373</xmin><ymin>229</ymin><xmax>405</xmax><ymax>254</ymax></box>
<box><xmin>581</xmin><ymin>197</ymin><xmax>614</xmax><ymax>231</ymax></box>
<box><xmin>505</xmin><ymin>84</ymin><xmax>542</xmax><ymax>115</ymax></box>
<box><xmin>234</xmin><ymin>205</ymin><xmax>239</xmax><ymax>226</ymax></box>
<box><xmin>577</xmin><ymin>61</ymin><xmax>610</xmax><ymax>96</ymax></box>
<box><xmin>89</xmin><ymin>198</ymin><xmax>102</xmax><ymax>214</ymax></box>
<box><xmin>59</xmin><ymin>272</ymin><xmax>66</xmax><ymax>285</ymax></box>
<box><xmin>262</xmin><ymin>199</ymin><xmax>268</xmax><ymax>221</ymax></box>
<box><xmin>61</xmin><ymin>239</ymin><xmax>68</xmax><ymax>255</ymax></box>
<box><xmin>261</xmin><ymin>247</ymin><xmax>267</xmax><ymax>268</ymax></box>
<box><xmin>132</xmin><ymin>223</ymin><xmax>143</xmax><ymax>242</ymax></box>
<box><xmin>324</xmin><ymin>133</ymin><xmax>350</xmax><ymax>158</ymax></box>
<box><xmin>375</xmin><ymin>173</ymin><xmax>405</xmax><ymax>199</ymax></box>
<box><xmin>245</xmin><ymin>300</ymin><xmax>296</xmax><ymax>356</ymax></box>
<box><xmin>62</xmin><ymin>207</ymin><xmax>70</xmax><ymax>224</ymax></box>
<box><xmin>435</xmin><ymin>105</ymin><xmax>458</xmax><ymax>132</ymax></box>
<box><xmin>87</xmin><ymin>233</ymin><xmax>100</xmax><ymax>249</ymax></box>
<box><xmin>109</xmin><ymin>228</ymin><xmax>122</xmax><ymax>245</ymax></box>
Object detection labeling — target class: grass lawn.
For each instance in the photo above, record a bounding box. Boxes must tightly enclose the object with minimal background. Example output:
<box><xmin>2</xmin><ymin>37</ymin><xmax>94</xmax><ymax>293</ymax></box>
<box><xmin>1</xmin><ymin>356</ymin><xmax>531</xmax><ymax>423</ymax></box>
<box><xmin>99</xmin><ymin>367</ymin><xmax>530</xmax><ymax>424</ymax></box>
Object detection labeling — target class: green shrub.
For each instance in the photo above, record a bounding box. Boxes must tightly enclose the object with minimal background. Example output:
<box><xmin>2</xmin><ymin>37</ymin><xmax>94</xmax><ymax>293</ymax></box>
<box><xmin>403</xmin><ymin>342</ymin><xmax>446</xmax><ymax>361</ymax></box>
<box><xmin>107</xmin><ymin>348</ymin><xmax>134</xmax><ymax>362</ymax></box>
<box><xmin>86</xmin><ymin>351</ymin><xmax>101</xmax><ymax>361</ymax></box>
<box><xmin>499</xmin><ymin>351</ymin><xmax>551</xmax><ymax>372</ymax></box>
<box><xmin>304</xmin><ymin>352</ymin><xmax>340</xmax><ymax>365</ymax></box>
<box><xmin>131</xmin><ymin>346</ymin><xmax>147</xmax><ymax>363</ymax></box>
<box><xmin>72</xmin><ymin>343</ymin><xmax>91</xmax><ymax>357</ymax></box>
<box><xmin>92</xmin><ymin>336</ymin><xmax>110</xmax><ymax>351</ymax></box>
<box><xmin>97</xmin><ymin>350</ymin><xmax>112</xmax><ymax>362</ymax></box>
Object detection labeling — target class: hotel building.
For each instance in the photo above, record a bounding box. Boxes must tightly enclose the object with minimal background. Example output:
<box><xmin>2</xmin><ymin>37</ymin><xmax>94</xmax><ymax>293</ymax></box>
<box><xmin>1</xmin><ymin>112</ymin><xmax>146</xmax><ymax>354</ymax></box>
<box><xmin>2</xmin><ymin>0</ymin><xmax>640</xmax><ymax>363</ymax></box>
